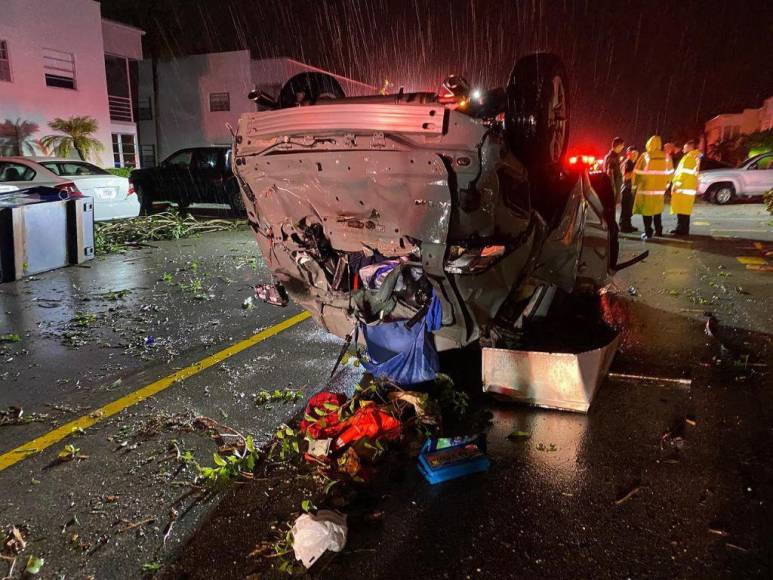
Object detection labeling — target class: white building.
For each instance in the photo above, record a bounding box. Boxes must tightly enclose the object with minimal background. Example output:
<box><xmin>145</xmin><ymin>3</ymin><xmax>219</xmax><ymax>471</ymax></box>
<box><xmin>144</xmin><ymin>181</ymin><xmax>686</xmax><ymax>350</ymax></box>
<box><xmin>704</xmin><ymin>96</ymin><xmax>773</xmax><ymax>147</ymax></box>
<box><xmin>137</xmin><ymin>51</ymin><xmax>375</xmax><ymax>165</ymax></box>
<box><xmin>0</xmin><ymin>0</ymin><xmax>143</xmax><ymax>168</ymax></box>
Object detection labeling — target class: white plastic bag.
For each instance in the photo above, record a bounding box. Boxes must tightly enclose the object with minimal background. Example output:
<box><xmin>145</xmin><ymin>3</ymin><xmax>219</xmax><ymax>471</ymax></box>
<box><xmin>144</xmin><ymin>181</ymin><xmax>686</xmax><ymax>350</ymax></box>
<box><xmin>291</xmin><ymin>510</ymin><xmax>348</xmax><ymax>568</ymax></box>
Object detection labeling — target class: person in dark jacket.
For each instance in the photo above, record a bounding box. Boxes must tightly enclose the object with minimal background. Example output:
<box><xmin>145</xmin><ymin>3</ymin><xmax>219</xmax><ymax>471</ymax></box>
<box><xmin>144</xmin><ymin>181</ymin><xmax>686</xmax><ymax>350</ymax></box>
<box><xmin>604</xmin><ymin>137</ymin><xmax>625</xmax><ymax>206</ymax></box>
<box><xmin>619</xmin><ymin>147</ymin><xmax>639</xmax><ymax>232</ymax></box>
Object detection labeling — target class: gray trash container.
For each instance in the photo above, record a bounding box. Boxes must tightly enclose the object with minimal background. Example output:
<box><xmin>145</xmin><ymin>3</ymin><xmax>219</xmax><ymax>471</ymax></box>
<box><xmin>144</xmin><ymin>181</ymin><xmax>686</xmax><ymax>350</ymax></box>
<box><xmin>0</xmin><ymin>194</ymin><xmax>94</xmax><ymax>282</ymax></box>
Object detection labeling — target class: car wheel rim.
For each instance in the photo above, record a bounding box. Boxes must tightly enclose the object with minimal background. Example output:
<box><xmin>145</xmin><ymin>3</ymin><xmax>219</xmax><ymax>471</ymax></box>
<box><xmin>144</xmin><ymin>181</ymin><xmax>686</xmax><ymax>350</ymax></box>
<box><xmin>716</xmin><ymin>188</ymin><xmax>732</xmax><ymax>203</ymax></box>
<box><xmin>548</xmin><ymin>75</ymin><xmax>567</xmax><ymax>164</ymax></box>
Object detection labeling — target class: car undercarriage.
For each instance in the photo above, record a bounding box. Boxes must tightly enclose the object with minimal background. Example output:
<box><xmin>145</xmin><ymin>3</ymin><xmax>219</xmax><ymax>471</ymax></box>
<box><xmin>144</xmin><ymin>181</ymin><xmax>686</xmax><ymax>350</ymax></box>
<box><xmin>233</xmin><ymin>53</ymin><xmax>625</xmax><ymax>386</ymax></box>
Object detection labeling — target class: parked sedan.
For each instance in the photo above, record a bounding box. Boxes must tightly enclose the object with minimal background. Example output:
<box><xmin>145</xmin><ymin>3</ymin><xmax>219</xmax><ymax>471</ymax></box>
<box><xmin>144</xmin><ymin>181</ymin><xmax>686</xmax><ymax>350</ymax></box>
<box><xmin>128</xmin><ymin>147</ymin><xmax>242</xmax><ymax>215</ymax></box>
<box><xmin>698</xmin><ymin>152</ymin><xmax>773</xmax><ymax>204</ymax></box>
<box><xmin>0</xmin><ymin>157</ymin><xmax>139</xmax><ymax>220</ymax></box>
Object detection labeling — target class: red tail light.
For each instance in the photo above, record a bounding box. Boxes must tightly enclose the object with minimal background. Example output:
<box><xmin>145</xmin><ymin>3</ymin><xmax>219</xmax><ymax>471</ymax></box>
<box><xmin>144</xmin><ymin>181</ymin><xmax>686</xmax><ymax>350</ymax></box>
<box><xmin>128</xmin><ymin>184</ymin><xmax>136</xmax><ymax>196</ymax></box>
<box><xmin>566</xmin><ymin>154</ymin><xmax>597</xmax><ymax>170</ymax></box>
<box><xmin>55</xmin><ymin>182</ymin><xmax>82</xmax><ymax>197</ymax></box>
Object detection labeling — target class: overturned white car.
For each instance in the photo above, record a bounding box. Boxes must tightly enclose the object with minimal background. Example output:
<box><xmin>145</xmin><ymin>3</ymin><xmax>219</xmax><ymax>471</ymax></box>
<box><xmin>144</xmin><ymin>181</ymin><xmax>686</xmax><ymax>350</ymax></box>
<box><xmin>233</xmin><ymin>53</ymin><xmax>630</xmax><ymax>394</ymax></box>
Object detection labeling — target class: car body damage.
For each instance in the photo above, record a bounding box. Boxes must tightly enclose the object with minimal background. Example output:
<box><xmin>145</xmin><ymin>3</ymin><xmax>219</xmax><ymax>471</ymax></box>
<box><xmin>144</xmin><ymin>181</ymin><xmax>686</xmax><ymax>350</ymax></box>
<box><xmin>233</xmin><ymin>55</ymin><xmax>616</xmax><ymax>356</ymax></box>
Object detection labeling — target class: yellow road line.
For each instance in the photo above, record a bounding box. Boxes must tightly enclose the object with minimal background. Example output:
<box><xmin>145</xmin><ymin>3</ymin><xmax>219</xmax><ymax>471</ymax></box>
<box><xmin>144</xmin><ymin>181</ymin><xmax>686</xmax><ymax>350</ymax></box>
<box><xmin>737</xmin><ymin>256</ymin><xmax>767</xmax><ymax>265</ymax></box>
<box><xmin>0</xmin><ymin>311</ymin><xmax>311</xmax><ymax>472</ymax></box>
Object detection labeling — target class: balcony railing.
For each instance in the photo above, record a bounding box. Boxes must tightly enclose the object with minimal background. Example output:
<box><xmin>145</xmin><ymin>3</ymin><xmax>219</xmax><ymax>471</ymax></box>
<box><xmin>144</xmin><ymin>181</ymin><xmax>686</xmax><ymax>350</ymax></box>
<box><xmin>108</xmin><ymin>95</ymin><xmax>133</xmax><ymax>123</ymax></box>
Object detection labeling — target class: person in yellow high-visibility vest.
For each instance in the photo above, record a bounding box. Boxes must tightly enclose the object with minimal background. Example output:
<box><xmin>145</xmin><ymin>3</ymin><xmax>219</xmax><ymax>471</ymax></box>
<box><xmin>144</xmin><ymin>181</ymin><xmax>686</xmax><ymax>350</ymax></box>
<box><xmin>669</xmin><ymin>140</ymin><xmax>701</xmax><ymax>236</ymax></box>
<box><xmin>633</xmin><ymin>135</ymin><xmax>674</xmax><ymax>239</ymax></box>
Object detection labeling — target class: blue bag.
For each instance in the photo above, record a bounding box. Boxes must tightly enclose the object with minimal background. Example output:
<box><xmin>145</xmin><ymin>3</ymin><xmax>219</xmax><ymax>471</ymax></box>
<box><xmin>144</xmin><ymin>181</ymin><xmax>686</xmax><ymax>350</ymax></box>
<box><xmin>360</xmin><ymin>295</ymin><xmax>442</xmax><ymax>385</ymax></box>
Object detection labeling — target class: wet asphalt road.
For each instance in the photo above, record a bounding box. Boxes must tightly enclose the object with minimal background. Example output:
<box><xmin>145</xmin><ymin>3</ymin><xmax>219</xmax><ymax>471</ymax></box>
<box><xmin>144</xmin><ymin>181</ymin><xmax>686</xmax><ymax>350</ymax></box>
<box><xmin>0</xmin><ymin>201</ymin><xmax>771</xmax><ymax>579</ymax></box>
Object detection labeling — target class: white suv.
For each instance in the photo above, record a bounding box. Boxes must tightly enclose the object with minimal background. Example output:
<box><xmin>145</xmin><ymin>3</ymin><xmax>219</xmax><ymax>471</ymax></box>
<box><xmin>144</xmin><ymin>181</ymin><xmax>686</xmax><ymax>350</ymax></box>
<box><xmin>698</xmin><ymin>153</ymin><xmax>773</xmax><ymax>204</ymax></box>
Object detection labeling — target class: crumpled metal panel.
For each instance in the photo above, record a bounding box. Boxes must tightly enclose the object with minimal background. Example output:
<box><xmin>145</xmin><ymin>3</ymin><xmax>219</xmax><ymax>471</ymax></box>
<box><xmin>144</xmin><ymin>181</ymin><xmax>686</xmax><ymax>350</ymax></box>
<box><xmin>576</xmin><ymin>175</ymin><xmax>612</xmax><ymax>288</ymax></box>
<box><xmin>238</xmin><ymin>150</ymin><xmax>452</xmax><ymax>255</ymax></box>
<box><xmin>482</xmin><ymin>333</ymin><xmax>620</xmax><ymax>413</ymax></box>
<box><xmin>529</xmin><ymin>180</ymin><xmax>585</xmax><ymax>291</ymax></box>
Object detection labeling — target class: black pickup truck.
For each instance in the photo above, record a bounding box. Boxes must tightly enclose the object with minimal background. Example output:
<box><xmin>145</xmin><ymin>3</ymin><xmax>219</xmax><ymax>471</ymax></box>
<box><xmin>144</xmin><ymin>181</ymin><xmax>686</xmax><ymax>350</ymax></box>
<box><xmin>129</xmin><ymin>146</ymin><xmax>243</xmax><ymax>214</ymax></box>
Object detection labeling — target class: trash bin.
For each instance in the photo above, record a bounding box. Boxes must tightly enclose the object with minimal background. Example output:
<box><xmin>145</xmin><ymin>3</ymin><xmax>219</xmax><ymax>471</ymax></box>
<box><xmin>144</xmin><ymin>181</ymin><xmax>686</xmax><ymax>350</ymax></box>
<box><xmin>0</xmin><ymin>193</ymin><xmax>94</xmax><ymax>282</ymax></box>
<box><xmin>481</xmin><ymin>333</ymin><xmax>620</xmax><ymax>413</ymax></box>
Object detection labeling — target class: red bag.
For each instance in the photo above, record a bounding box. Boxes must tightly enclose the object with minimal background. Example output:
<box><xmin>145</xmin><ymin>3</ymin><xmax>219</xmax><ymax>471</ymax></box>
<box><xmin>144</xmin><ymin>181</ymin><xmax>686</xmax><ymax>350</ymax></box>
<box><xmin>335</xmin><ymin>407</ymin><xmax>402</xmax><ymax>450</ymax></box>
<box><xmin>299</xmin><ymin>392</ymin><xmax>347</xmax><ymax>439</ymax></box>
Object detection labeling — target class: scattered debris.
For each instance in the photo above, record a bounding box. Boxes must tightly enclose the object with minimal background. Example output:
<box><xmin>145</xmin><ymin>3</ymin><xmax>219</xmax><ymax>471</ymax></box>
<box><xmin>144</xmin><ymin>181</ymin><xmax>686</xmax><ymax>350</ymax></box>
<box><xmin>117</xmin><ymin>517</ymin><xmax>156</xmax><ymax>534</ymax></box>
<box><xmin>271</xmin><ymin>424</ymin><xmax>302</xmax><ymax>462</ymax></box>
<box><xmin>255</xmin><ymin>388</ymin><xmax>302</xmax><ymax>406</ymax></box>
<box><xmin>141</xmin><ymin>561</ymin><xmax>162</xmax><ymax>574</ymax></box>
<box><xmin>708</xmin><ymin>528</ymin><xmax>729</xmax><ymax>537</ymax></box>
<box><xmin>192</xmin><ymin>416</ymin><xmax>247</xmax><ymax>454</ymax></box>
<box><xmin>94</xmin><ymin>211</ymin><xmax>241</xmax><ymax>255</ymax></box>
<box><xmin>614</xmin><ymin>484</ymin><xmax>641</xmax><ymax>505</ymax></box>
<box><xmin>507</xmin><ymin>430</ymin><xmax>531</xmax><ymax>441</ymax></box>
<box><xmin>197</xmin><ymin>435</ymin><xmax>260</xmax><ymax>486</ymax></box>
<box><xmin>306</xmin><ymin>438</ymin><xmax>333</xmax><ymax>460</ymax></box>
<box><xmin>52</xmin><ymin>443</ymin><xmax>88</xmax><ymax>464</ymax></box>
<box><xmin>704</xmin><ymin>313</ymin><xmax>719</xmax><ymax>338</ymax></box>
<box><xmin>628</xmin><ymin>286</ymin><xmax>638</xmax><ymax>296</ymax></box>
<box><xmin>0</xmin><ymin>555</ymin><xmax>17</xmax><ymax>579</ymax></box>
<box><xmin>388</xmin><ymin>390</ymin><xmax>441</xmax><ymax>426</ymax></box>
<box><xmin>71</xmin><ymin>311</ymin><xmax>98</xmax><ymax>328</ymax></box>
<box><xmin>608</xmin><ymin>372</ymin><xmax>692</xmax><ymax>387</ymax></box>
<box><xmin>436</xmin><ymin>375</ymin><xmax>471</xmax><ymax>418</ymax></box>
<box><xmin>242</xmin><ymin>296</ymin><xmax>255</xmax><ymax>310</ymax></box>
<box><xmin>290</xmin><ymin>510</ymin><xmax>347</xmax><ymax>569</ymax></box>
<box><xmin>162</xmin><ymin>508</ymin><xmax>179</xmax><ymax>546</ymax></box>
<box><xmin>0</xmin><ymin>406</ymin><xmax>49</xmax><ymax>426</ymax></box>
<box><xmin>3</xmin><ymin>526</ymin><xmax>26</xmax><ymax>554</ymax></box>
<box><xmin>0</xmin><ymin>334</ymin><xmax>21</xmax><ymax>343</ymax></box>
<box><xmin>101</xmin><ymin>289</ymin><xmax>132</xmax><ymax>301</ymax></box>
<box><xmin>24</xmin><ymin>554</ymin><xmax>44</xmax><ymax>575</ymax></box>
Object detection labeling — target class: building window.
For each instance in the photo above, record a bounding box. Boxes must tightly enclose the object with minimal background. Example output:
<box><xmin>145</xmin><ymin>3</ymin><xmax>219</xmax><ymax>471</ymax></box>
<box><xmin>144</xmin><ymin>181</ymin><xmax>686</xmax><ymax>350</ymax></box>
<box><xmin>140</xmin><ymin>144</ymin><xmax>156</xmax><ymax>167</ymax></box>
<box><xmin>209</xmin><ymin>92</ymin><xmax>230</xmax><ymax>112</ymax></box>
<box><xmin>0</xmin><ymin>40</ymin><xmax>11</xmax><ymax>82</ymax></box>
<box><xmin>112</xmin><ymin>133</ymin><xmax>137</xmax><ymax>168</ymax></box>
<box><xmin>137</xmin><ymin>97</ymin><xmax>153</xmax><ymax>121</ymax></box>
<box><xmin>43</xmin><ymin>48</ymin><xmax>76</xmax><ymax>89</ymax></box>
<box><xmin>105</xmin><ymin>54</ymin><xmax>132</xmax><ymax>122</ymax></box>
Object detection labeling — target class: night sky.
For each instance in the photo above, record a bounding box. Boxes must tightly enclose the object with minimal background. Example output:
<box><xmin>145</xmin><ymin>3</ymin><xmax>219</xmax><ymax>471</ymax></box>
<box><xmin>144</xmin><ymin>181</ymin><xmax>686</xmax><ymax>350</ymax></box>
<box><xmin>100</xmin><ymin>0</ymin><xmax>773</xmax><ymax>153</ymax></box>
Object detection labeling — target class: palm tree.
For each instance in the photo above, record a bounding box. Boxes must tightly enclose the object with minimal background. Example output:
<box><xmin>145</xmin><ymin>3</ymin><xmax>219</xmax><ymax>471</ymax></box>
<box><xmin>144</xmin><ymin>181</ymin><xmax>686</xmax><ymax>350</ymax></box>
<box><xmin>40</xmin><ymin>116</ymin><xmax>104</xmax><ymax>161</ymax></box>
<box><xmin>708</xmin><ymin>137</ymin><xmax>746</xmax><ymax>166</ymax></box>
<box><xmin>0</xmin><ymin>118</ymin><xmax>40</xmax><ymax>156</ymax></box>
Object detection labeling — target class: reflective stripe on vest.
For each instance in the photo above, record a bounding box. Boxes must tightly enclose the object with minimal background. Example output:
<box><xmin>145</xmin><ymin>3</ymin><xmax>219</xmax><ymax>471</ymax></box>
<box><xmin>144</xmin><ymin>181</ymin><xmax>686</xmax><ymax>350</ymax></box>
<box><xmin>675</xmin><ymin>189</ymin><xmax>696</xmax><ymax>196</ymax></box>
<box><xmin>636</xmin><ymin>190</ymin><xmax>666</xmax><ymax>196</ymax></box>
<box><xmin>678</xmin><ymin>167</ymin><xmax>698</xmax><ymax>175</ymax></box>
<box><xmin>635</xmin><ymin>168</ymin><xmax>674</xmax><ymax>175</ymax></box>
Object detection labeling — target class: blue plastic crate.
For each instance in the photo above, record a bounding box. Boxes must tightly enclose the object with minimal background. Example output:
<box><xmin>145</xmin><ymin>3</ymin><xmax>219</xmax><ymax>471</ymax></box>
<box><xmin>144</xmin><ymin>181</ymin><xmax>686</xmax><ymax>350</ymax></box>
<box><xmin>417</xmin><ymin>436</ymin><xmax>490</xmax><ymax>485</ymax></box>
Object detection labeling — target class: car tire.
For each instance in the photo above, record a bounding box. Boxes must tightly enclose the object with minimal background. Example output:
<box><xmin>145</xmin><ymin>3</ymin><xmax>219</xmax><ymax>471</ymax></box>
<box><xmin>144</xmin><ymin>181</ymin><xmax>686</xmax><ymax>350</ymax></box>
<box><xmin>505</xmin><ymin>52</ymin><xmax>570</xmax><ymax>170</ymax></box>
<box><xmin>710</xmin><ymin>183</ymin><xmax>735</xmax><ymax>205</ymax></box>
<box><xmin>277</xmin><ymin>72</ymin><xmax>345</xmax><ymax>108</ymax></box>
<box><xmin>136</xmin><ymin>186</ymin><xmax>153</xmax><ymax>216</ymax></box>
